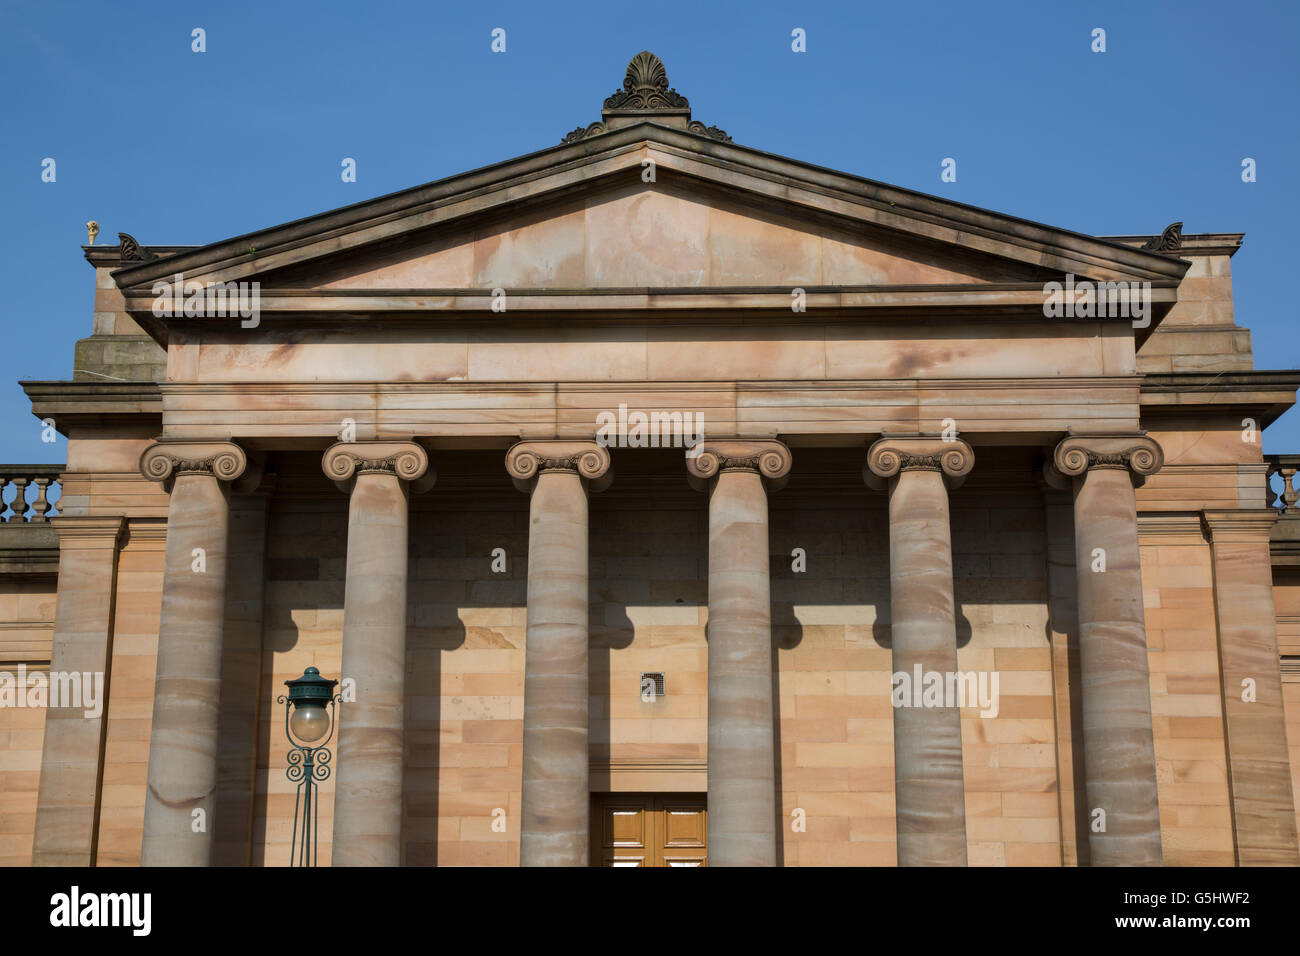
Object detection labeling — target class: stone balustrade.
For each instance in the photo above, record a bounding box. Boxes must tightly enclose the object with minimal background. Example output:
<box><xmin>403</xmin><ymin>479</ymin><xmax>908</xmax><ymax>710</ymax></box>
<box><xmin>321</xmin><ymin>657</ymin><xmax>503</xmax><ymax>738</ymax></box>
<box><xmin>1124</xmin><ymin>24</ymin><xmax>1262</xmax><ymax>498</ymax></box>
<box><xmin>0</xmin><ymin>465</ymin><xmax>63</xmax><ymax>522</ymax></box>
<box><xmin>1266</xmin><ymin>454</ymin><xmax>1300</xmax><ymax>514</ymax></box>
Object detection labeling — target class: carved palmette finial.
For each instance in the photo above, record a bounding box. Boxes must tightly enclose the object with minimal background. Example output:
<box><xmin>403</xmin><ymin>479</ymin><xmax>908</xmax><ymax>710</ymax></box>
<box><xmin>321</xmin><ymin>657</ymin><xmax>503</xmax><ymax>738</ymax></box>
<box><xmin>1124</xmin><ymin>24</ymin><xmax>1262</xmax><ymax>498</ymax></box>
<box><xmin>1141</xmin><ymin>222</ymin><xmax>1183</xmax><ymax>253</ymax></box>
<box><xmin>561</xmin><ymin>51</ymin><xmax>731</xmax><ymax>145</ymax></box>
<box><xmin>604</xmin><ymin>51</ymin><xmax>688</xmax><ymax>111</ymax></box>
<box><xmin>85</xmin><ymin>221</ymin><xmax>99</xmax><ymax>245</ymax></box>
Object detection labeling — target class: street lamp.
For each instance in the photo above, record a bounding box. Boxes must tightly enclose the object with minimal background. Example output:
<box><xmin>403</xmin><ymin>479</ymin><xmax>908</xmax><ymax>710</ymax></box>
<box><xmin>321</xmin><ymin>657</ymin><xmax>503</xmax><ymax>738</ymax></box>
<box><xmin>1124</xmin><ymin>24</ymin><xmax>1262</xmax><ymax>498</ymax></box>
<box><xmin>278</xmin><ymin>666</ymin><xmax>340</xmax><ymax>867</ymax></box>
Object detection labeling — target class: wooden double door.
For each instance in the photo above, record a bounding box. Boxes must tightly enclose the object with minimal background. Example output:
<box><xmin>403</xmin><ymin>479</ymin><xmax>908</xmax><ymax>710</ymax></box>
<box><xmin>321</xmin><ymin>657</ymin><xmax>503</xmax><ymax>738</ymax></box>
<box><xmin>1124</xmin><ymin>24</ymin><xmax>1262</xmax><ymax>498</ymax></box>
<box><xmin>590</xmin><ymin>793</ymin><xmax>707</xmax><ymax>867</ymax></box>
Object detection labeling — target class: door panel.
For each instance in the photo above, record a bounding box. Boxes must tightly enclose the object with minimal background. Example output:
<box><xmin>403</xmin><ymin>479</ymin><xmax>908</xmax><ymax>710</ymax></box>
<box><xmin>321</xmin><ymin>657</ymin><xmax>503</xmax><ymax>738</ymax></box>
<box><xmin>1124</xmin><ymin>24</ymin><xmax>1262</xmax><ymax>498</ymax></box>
<box><xmin>607</xmin><ymin>805</ymin><xmax>649</xmax><ymax>847</ymax></box>
<box><xmin>591</xmin><ymin>793</ymin><xmax>707</xmax><ymax>866</ymax></box>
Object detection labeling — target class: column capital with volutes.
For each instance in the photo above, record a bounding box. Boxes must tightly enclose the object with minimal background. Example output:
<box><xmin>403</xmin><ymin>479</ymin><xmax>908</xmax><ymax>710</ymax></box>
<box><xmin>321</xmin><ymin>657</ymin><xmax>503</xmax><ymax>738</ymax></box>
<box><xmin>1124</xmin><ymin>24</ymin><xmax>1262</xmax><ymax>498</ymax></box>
<box><xmin>864</xmin><ymin>435</ymin><xmax>974</xmax><ymax>491</ymax></box>
<box><xmin>505</xmin><ymin>440</ymin><xmax>611</xmax><ymax>493</ymax></box>
<box><xmin>1050</xmin><ymin>432</ymin><xmax>1163</xmax><ymax>487</ymax></box>
<box><xmin>322</xmin><ymin>440</ymin><xmax>434</xmax><ymax>493</ymax></box>
<box><xmin>140</xmin><ymin>440</ymin><xmax>259</xmax><ymax>492</ymax></box>
<box><xmin>685</xmin><ymin>438</ymin><xmax>792</xmax><ymax>492</ymax></box>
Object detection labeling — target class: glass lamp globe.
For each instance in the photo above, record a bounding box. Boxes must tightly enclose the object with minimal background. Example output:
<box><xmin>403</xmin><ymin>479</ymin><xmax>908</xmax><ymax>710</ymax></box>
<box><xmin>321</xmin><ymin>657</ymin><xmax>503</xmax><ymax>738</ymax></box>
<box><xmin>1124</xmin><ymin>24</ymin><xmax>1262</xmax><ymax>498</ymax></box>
<box><xmin>289</xmin><ymin>702</ymin><xmax>330</xmax><ymax>743</ymax></box>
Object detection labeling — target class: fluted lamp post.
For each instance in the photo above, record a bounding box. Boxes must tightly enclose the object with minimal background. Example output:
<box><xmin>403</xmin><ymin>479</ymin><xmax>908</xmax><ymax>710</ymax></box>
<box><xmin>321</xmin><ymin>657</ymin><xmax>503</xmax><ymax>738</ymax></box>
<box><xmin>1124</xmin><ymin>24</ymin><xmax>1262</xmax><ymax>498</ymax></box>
<box><xmin>278</xmin><ymin>666</ymin><xmax>340</xmax><ymax>866</ymax></box>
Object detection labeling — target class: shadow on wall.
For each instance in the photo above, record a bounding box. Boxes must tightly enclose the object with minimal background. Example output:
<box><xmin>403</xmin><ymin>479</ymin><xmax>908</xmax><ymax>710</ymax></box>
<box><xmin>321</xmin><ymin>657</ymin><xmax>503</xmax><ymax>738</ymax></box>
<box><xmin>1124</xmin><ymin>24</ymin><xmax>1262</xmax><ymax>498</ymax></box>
<box><xmin>225</xmin><ymin>446</ymin><xmax>1061</xmax><ymax>867</ymax></box>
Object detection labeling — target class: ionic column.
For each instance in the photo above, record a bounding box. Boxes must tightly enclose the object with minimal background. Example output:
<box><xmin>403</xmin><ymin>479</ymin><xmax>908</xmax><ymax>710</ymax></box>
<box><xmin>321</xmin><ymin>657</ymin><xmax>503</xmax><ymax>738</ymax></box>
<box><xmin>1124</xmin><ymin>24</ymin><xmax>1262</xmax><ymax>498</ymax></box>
<box><xmin>139</xmin><ymin>441</ymin><xmax>252</xmax><ymax>866</ymax></box>
<box><xmin>687</xmin><ymin>439</ymin><xmax>791</xmax><ymax>867</ymax></box>
<box><xmin>32</xmin><ymin>515</ymin><xmax>125</xmax><ymax>866</ymax></box>
<box><xmin>507</xmin><ymin>441</ymin><xmax>611</xmax><ymax>867</ymax></box>
<box><xmin>323</xmin><ymin>441</ymin><xmax>431</xmax><ymax>866</ymax></box>
<box><xmin>1052</xmin><ymin>433</ymin><xmax>1164</xmax><ymax>866</ymax></box>
<box><xmin>1203</xmin><ymin>509</ymin><xmax>1300</xmax><ymax>865</ymax></box>
<box><xmin>866</xmin><ymin>436</ymin><xmax>974</xmax><ymax>867</ymax></box>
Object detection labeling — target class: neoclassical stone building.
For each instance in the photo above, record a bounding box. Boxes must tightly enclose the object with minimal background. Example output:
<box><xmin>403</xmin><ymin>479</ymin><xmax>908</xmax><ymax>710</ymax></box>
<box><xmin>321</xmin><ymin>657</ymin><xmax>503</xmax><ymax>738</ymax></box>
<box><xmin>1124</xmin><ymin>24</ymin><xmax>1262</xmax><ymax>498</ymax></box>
<box><xmin>3</xmin><ymin>52</ymin><xmax>1300</xmax><ymax>867</ymax></box>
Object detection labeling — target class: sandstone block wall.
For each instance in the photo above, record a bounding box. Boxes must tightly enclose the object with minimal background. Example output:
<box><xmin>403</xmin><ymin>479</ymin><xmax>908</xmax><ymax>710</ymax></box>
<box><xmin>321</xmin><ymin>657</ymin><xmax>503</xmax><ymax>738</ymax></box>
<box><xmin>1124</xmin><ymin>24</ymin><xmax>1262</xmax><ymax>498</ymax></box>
<box><xmin>0</xmin><ymin>438</ymin><xmax>1277</xmax><ymax>866</ymax></box>
<box><xmin>0</xmin><ymin>575</ymin><xmax>54</xmax><ymax>866</ymax></box>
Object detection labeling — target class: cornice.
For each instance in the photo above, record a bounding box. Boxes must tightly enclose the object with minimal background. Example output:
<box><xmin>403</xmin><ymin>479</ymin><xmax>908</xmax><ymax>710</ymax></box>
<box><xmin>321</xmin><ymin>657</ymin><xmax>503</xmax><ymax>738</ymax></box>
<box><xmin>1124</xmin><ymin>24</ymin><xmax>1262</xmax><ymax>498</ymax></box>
<box><xmin>1136</xmin><ymin>512</ymin><xmax>1208</xmax><ymax>541</ymax></box>
<box><xmin>50</xmin><ymin>514</ymin><xmax>126</xmax><ymax>549</ymax></box>
<box><xmin>1139</xmin><ymin>370</ymin><xmax>1299</xmax><ymax>427</ymax></box>
<box><xmin>0</xmin><ymin>538</ymin><xmax>59</xmax><ymax>574</ymax></box>
<box><xmin>20</xmin><ymin>380</ymin><xmax>162</xmax><ymax>433</ymax></box>
<box><xmin>1271</xmin><ymin>537</ymin><xmax>1300</xmax><ymax>567</ymax></box>
<box><xmin>83</xmin><ymin>244</ymin><xmax>196</xmax><ymax>268</ymax></box>
<box><xmin>123</xmin><ymin>518</ymin><xmax>170</xmax><ymax>543</ymax></box>
<box><xmin>117</xmin><ymin>283</ymin><xmax>1181</xmax><ymax>329</ymax></box>
<box><xmin>1104</xmin><ymin>233</ymin><xmax>1244</xmax><ymax>258</ymax></box>
<box><xmin>1141</xmin><ymin>371</ymin><xmax>1300</xmax><ymax>390</ymax></box>
<box><xmin>153</xmin><ymin>376</ymin><xmax>1144</xmax><ymax>395</ymax></box>
<box><xmin>1202</xmin><ymin>508</ymin><xmax>1279</xmax><ymax>542</ymax></box>
<box><xmin>1140</xmin><ymin>371</ymin><xmax>1299</xmax><ymax>428</ymax></box>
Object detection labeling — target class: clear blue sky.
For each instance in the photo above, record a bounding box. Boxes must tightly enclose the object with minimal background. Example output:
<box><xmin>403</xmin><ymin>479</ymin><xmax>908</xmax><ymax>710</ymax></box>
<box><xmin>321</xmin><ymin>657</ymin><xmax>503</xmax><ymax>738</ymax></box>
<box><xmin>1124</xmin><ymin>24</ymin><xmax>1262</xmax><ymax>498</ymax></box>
<box><xmin>3</xmin><ymin>0</ymin><xmax>1297</xmax><ymax>465</ymax></box>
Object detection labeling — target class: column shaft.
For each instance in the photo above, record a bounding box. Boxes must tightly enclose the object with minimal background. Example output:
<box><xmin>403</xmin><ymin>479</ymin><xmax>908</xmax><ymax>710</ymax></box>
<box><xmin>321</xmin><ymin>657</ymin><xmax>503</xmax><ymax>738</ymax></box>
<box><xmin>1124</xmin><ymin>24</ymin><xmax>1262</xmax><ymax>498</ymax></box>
<box><xmin>705</xmin><ymin>467</ymin><xmax>777</xmax><ymax>866</ymax></box>
<box><xmin>887</xmin><ymin>468</ymin><xmax>967</xmax><ymax>865</ymax></box>
<box><xmin>520</xmin><ymin>468</ymin><xmax>591</xmax><ymax>866</ymax></box>
<box><xmin>141</xmin><ymin>472</ymin><xmax>232</xmax><ymax>866</ymax></box>
<box><xmin>333</xmin><ymin>471</ymin><xmax>411</xmax><ymax>866</ymax></box>
<box><xmin>508</xmin><ymin>440</ymin><xmax>608</xmax><ymax>867</ymax></box>
<box><xmin>1071</xmin><ymin>466</ymin><xmax>1162</xmax><ymax>865</ymax></box>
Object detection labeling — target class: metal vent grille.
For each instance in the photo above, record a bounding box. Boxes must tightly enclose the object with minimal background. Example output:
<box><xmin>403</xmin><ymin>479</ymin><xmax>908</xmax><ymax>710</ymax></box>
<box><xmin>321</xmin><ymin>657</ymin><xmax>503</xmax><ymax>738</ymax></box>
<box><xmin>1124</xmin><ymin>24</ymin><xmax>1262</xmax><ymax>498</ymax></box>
<box><xmin>640</xmin><ymin>672</ymin><xmax>666</xmax><ymax>698</ymax></box>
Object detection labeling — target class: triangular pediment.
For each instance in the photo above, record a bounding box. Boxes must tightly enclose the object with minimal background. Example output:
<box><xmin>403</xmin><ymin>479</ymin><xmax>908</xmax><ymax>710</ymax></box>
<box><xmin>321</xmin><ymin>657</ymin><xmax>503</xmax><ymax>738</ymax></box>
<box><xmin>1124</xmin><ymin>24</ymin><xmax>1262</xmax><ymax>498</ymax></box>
<box><xmin>259</xmin><ymin>178</ymin><xmax>1056</xmax><ymax>292</ymax></box>
<box><xmin>112</xmin><ymin>112</ymin><xmax>1189</xmax><ymax>343</ymax></box>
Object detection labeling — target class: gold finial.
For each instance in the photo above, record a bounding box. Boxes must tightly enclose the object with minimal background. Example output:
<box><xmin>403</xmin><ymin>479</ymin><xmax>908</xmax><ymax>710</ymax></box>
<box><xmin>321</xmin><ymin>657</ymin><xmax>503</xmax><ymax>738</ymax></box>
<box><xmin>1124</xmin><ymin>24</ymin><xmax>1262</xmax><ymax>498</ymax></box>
<box><xmin>86</xmin><ymin>221</ymin><xmax>100</xmax><ymax>245</ymax></box>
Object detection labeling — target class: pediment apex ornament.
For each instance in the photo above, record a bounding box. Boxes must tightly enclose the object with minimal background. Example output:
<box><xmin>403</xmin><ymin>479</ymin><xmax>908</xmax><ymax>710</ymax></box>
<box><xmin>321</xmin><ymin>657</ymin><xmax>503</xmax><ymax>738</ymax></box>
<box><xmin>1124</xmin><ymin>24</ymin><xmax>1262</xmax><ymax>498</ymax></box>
<box><xmin>561</xmin><ymin>51</ymin><xmax>732</xmax><ymax>145</ymax></box>
<box><xmin>865</xmin><ymin>436</ymin><xmax>974</xmax><ymax>490</ymax></box>
<box><xmin>322</xmin><ymin>441</ymin><xmax>431</xmax><ymax>492</ymax></box>
<box><xmin>506</xmin><ymin>440</ymin><xmax>612</xmax><ymax>492</ymax></box>
<box><xmin>686</xmin><ymin>439</ymin><xmax>792</xmax><ymax>491</ymax></box>
<box><xmin>603</xmin><ymin>51</ymin><xmax>689</xmax><ymax>112</ymax></box>
<box><xmin>140</xmin><ymin>441</ymin><xmax>249</xmax><ymax>486</ymax></box>
<box><xmin>1052</xmin><ymin>433</ymin><xmax>1164</xmax><ymax>481</ymax></box>
<box><xmin>1140</xmin><ymin>221</ymin><xmax>1183</xmax><ymax>254</ymax></box>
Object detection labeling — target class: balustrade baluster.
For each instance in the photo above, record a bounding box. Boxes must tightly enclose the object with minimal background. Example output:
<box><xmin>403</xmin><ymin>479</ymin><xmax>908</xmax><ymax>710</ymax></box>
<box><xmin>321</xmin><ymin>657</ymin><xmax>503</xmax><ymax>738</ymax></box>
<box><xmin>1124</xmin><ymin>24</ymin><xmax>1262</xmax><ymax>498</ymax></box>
<box><xmin>31</xmin><ymin>478</ymin><xmax>52</xmax><ymax>522</ymax></box>
<box><xmin>9</xmin><ymin>478</ymin><xmax>30</xmax><ymax>522</ymax></box>
<box><xmin>1282</xmin><ymin>466</ymin><xmax>1299</xmax><ymax>514</ymax></box>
